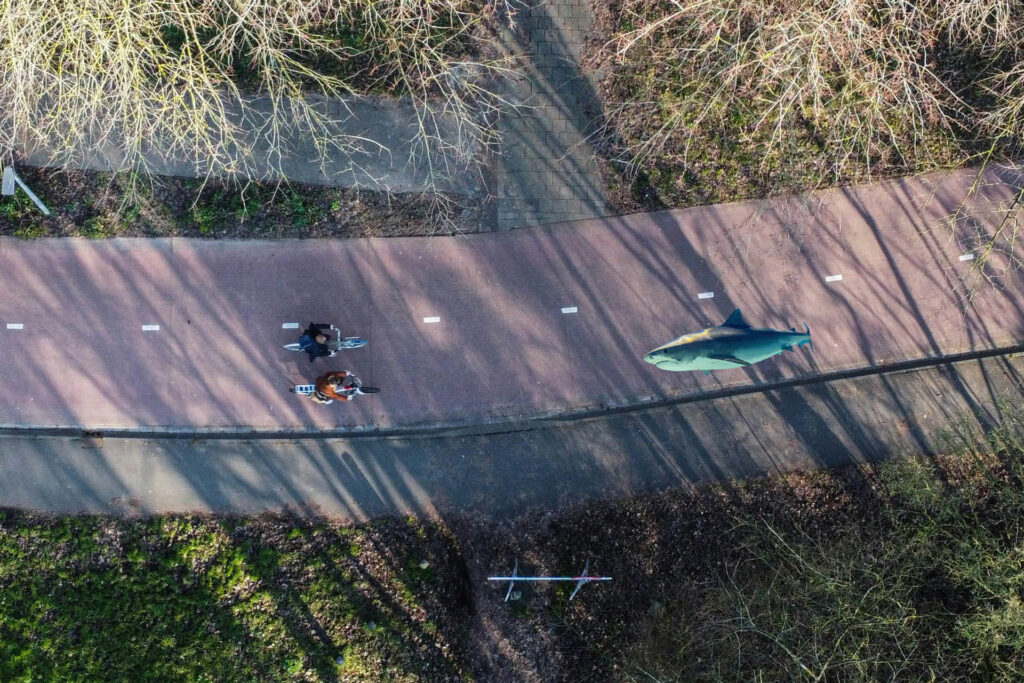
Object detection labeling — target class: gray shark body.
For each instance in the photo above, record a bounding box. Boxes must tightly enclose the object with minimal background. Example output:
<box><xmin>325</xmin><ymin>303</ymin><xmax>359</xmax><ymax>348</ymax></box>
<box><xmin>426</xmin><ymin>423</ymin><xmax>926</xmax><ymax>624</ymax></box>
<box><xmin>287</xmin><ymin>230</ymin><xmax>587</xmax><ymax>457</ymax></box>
<box><xmin>643</xmin><ymin>309</ymin><xmax>812</xmax><ymax>373</ymax></box>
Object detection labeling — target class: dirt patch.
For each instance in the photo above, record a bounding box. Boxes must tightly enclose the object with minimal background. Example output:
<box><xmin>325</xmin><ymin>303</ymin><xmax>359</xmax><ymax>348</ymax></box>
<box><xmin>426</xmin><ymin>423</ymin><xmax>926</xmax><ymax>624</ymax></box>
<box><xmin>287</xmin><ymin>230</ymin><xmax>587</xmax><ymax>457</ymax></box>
<box><xmin>0</xmin><ymin>161</ymin><xmax>486</xmax><ymax>240</ymax></box>
<box><xmin>451</xmin><ymin>448</ymin><xmax>1024</xmax><ymax>681</ymax></box>
<box><xmin>454</xmin><ymin>467</ymin><xmax>883</xmax><ymax>681</ymax></box>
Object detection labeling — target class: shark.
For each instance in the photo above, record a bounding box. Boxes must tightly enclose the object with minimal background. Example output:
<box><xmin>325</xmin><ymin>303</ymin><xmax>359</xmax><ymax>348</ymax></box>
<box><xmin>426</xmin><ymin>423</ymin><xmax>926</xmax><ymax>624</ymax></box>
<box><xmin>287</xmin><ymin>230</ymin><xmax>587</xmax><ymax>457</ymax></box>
<box><xmin>643</xmin><ymin>309</ymin><xmax>812</xmax><ymax>373</ymax></box>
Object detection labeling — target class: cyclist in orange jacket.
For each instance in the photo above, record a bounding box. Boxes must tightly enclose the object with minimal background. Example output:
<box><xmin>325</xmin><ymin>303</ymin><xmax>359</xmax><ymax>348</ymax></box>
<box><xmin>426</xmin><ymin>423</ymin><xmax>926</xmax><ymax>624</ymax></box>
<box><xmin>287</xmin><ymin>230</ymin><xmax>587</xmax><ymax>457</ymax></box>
<box><xmin>311</xmin><ymin>371</ymin><xmax>361</xmax><ymax>404</ymax></box>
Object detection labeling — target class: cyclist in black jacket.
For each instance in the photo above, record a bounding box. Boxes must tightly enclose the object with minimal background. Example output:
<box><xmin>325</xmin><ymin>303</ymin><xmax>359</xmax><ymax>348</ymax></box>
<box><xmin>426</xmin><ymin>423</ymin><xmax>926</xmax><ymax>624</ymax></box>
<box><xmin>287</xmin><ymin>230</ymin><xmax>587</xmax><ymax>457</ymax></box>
<box><xmin>297</xmin><ymin>322</ymin><xmax>337</xmax><ymax>362</ymax></box>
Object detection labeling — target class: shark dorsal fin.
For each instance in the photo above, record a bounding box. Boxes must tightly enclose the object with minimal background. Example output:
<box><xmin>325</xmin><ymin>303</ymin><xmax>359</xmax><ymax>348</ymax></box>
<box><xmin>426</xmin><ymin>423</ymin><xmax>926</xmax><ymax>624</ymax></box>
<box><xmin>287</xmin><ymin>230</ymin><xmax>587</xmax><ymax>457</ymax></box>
<box><xmin>722</xmin><ymin>309</ymin><xmax>749</xmax><ymax>329</ymax></box>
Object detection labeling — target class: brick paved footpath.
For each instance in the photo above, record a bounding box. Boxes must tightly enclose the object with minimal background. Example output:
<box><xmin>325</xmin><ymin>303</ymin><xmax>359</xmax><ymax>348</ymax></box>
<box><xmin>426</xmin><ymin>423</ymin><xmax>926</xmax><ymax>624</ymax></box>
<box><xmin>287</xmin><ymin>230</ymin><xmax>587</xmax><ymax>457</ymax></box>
<box><xmin>491</xmin><ymin>0</ymin><xmax>609</xmax><ymax>230</ymax></box>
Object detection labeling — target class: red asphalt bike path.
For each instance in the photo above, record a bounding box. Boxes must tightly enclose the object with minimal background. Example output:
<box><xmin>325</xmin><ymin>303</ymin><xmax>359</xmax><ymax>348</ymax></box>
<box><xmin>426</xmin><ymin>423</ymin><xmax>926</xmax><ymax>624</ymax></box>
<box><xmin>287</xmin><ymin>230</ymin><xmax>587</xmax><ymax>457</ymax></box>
<box><xmin>0</xmin><ymin>166</ymin><xmax>1022</xmax><ymax>432</ymax></box>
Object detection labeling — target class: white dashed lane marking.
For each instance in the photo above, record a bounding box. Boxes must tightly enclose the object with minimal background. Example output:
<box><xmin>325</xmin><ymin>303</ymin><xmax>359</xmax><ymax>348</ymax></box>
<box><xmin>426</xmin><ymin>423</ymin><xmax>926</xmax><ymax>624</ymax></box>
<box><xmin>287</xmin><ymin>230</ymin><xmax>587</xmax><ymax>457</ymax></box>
<box><xmin>824</xmin><ymin>274</ymin><xmax>843</xmax><ymax>283</ymax></box>
<box><xmin>141</xmin><ymin>324</ymin><xmax>160</xmax><ymax>331</ymax></box>
<box><xmin>561</xmin><ymin>307</ymin><xmax>578</xmax><ymax>314</ymax></box>
<box><xmin>6</xmin><ymin>323</ymin><xmax>23</xmax><ymax>330</ymax></box>
<box><xmin>423</xmin><ymin>317</ymin><xmax>441</xmax><ymax>324</ymax></box>
<box><xmin>282</xmin><ymin>322</ymin><xmax>300</xmax><ymax>329</ymax></box>
<box><xmin>959</xmin><ymin>253</ymin><xmax>975</xmax><ymax>262</ymax></box>
<box><xmin>697</xmin><ymin>292</ymin><xmax>714</xmax><ymax>300</ymax></box>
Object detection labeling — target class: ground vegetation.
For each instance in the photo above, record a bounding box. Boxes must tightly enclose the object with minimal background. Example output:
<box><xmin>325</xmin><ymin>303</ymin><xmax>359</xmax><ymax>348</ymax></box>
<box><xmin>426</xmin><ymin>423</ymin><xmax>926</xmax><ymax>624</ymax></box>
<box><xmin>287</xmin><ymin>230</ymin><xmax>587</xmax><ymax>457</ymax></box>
<box><xmin>0</xmin><ymin>166</ymin><xmax>482</xmax><ymax>239</ymax></box>
<box><xmin>588</xmin><ymin>0</ymin><xmax>1024</xmax><ymax>212</ymax></box>
<box><xmin>3</xmin><ymin>410</ymin><xmax>1024</xmax><ymax>680</ymax></box>
<box><xmin>0</xmin><ymin>0</ymin><xmax>514</xmax><ymax>229</ymax></box>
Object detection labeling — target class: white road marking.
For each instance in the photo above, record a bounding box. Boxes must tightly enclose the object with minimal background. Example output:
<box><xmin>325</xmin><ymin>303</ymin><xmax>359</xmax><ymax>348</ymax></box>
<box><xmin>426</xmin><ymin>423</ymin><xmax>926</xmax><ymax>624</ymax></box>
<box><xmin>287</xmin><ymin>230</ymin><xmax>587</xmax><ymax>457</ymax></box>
<box><xmin>141</xmin><ymin>324</ymin><xmax>160</xmax><ymax>331</ymax></box>
<box><xmin>282</xmin><ymin>322</ymin><xmax>300</xmax><ymax>329</ymax></box>
<box><xmin>6</xmin><ymin>323</ymin><xmax>23</xmax><ymax>330</ymax></box>
<box><xmin>423</xmin><ymin>316</ymin><xmax>441</xmax><ymax>324</ymax></box>
<box><xmin>959</xmin><ymin>253</ymin><xmax>975</xmax><ymax>261</ymax></box>
<box><xmin>561</xmin><ymin>306</ymin><xmax>578</xmax><ymax>314</ymax></box>
<box><xmin>825</xmin><ymin>274</ymin><xmax>843</xmax><ymax>283</ymax></box>
<box><xmin>697</xmin><ymin>291</ymin><xmax>714</xmax><ymax>300</ymax></box>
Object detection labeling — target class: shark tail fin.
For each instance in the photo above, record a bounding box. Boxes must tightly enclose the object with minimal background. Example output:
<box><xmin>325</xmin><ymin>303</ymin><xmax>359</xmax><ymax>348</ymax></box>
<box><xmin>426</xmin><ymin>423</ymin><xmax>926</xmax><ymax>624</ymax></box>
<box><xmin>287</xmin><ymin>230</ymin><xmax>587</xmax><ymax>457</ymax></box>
<box><xmin>803</xmin><ymin>321</ymin><xmax>813</xmax><ymax>351</ymax></box>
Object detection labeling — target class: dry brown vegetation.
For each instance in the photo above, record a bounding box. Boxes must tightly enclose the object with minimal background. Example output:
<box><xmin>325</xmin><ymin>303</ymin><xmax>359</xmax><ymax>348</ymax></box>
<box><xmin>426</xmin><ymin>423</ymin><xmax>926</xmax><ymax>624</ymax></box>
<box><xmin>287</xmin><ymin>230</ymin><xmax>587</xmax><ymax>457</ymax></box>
<box><xmin>591</xmin><ymin>0</ymin><xmax>1024</xmax><ymax>208</ymax></box>
<box><xmin>0</xmin><ymin>0</ymin><xmax>511</xmax><ymax>193</ymax></box>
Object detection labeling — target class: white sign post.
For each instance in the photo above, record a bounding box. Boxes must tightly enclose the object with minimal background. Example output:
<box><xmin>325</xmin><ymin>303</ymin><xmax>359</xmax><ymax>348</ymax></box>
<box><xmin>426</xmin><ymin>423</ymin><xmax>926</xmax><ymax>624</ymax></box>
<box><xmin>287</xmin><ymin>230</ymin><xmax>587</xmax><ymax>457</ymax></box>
<box><xmin>1</xmin><ymin>165</ymin><xmax>51</xmax><ymax>215</ymax></box>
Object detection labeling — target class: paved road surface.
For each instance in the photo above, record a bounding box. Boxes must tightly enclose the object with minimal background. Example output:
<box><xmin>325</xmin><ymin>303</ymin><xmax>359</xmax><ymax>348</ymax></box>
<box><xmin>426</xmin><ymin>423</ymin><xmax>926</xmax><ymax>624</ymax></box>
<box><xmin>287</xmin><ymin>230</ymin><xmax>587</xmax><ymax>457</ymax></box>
<box><xmin>0</xmin><ymin>166</ymin><xmax>1021</xmax><ymax>433</ymax></box>
<box><xmin>17</xmin><ymin>93</ymin><xmax>481</xmax><ymax>195</ymax></box>
<box><xmin>0</xmin><ymin>353</ymin><xmax>1020</xmax><ymax>519</ymax></box>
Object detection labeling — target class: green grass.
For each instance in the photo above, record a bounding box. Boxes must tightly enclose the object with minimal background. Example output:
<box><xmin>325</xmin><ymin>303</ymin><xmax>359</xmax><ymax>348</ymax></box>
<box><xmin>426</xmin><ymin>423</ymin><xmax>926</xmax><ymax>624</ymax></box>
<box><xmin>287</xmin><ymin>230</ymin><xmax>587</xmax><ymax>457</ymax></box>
<box><xmin>281</xmin><ymin>187</ymin><xmax>324</xmax><ymax>229</ymax></box>
<box><xmin>1</xmin><ymin>193</ymin><xmax>48</xmax><ymax>239</ymax></box>
<box><xmin>186</xmin><ymin>184</ymin><xmax>328</xmax><ymax>236</ymax></box>
<box><xmin>82</xmin><ymin>215</ymin><xmax>112</xmax><ymax>238</ymax></box>
<box><xmin>0</xmin><ymin>515</ymin><xmax>467</xmax><ymax>681</ymax></box>
<box><xmin>12</xmin><ymin>223</ymin><xmax>47</xmax><ymax>239</ymax></box>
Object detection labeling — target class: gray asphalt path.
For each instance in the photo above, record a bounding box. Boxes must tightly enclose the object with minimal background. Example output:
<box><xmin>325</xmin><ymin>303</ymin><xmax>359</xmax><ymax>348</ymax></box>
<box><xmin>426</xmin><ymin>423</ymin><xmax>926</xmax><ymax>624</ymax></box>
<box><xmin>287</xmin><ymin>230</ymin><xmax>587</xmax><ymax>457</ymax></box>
<box><xmin>2</xmin><ymin>352</ymin><xmax>1020</xmax><ymax>520</ymax></box>
<box><xmin>16</xmin><ymin>94</ymin><xmax>481</xmax><ymax>195</ymax></box>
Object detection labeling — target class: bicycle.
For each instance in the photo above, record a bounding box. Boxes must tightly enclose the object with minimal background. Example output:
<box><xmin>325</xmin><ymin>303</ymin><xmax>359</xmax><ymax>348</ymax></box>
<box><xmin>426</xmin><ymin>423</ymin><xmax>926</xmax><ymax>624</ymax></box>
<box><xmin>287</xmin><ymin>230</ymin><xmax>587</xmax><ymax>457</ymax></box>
<box><xmin>291</xmin><ymin>378</ymin><xmax>380</xmax><ymax>404</ymax></box>
<box><xmin>283</xmin><ymin>324</ymin><xmax>368</xmax><ymax>354</ymax></box>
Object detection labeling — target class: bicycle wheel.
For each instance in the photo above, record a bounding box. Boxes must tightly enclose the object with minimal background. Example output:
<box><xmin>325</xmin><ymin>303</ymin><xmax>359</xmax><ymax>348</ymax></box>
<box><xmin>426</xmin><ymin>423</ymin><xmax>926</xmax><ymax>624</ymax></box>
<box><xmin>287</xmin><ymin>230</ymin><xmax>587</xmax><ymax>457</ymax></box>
<box><xmin>357</xmin><ymin>386</ymin><xmax>381</xmax><ymax>394</ymax></box>
<box><xmin>337</xmin><ymin>337</ymin><xmax>368</xmax><ymax>349</ymax></box>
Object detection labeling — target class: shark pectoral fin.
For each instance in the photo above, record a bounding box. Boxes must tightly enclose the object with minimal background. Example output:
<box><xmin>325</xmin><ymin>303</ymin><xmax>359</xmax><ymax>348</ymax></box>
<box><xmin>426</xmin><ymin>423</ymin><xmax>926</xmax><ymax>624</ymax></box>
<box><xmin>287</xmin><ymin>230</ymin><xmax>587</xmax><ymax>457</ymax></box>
<box><xmin>708</xmin><ymin>354</ymin><xmax>752</xmax><ymax>367</ymax></box>
<box><xmin>703</xmin><ymin>370</ymin><xmax>710</xmax><ymax>376</ymax></box>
